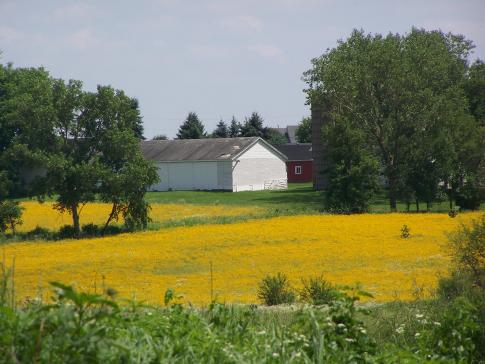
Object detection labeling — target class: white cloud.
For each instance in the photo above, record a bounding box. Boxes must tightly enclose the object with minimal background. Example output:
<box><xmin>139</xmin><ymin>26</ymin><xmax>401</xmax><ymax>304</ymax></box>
<box><xmin>247</xmin><ymin>44</ymin><xmax>283</xmax><ymax>59</ymax></box>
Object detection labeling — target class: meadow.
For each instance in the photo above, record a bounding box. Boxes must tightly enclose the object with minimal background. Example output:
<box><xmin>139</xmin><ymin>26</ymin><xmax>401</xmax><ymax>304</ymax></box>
<box><xmin>3</xmin><ymin>208</ymin><xmax>481</xmax><ymax>305</ymax></box>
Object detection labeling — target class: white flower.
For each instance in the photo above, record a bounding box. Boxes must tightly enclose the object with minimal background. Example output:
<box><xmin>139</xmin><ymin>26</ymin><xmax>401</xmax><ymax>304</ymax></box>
<box><xmin>433</xmin><ymin>322</ymin><xmax>441</xmax><ymax>326</ymax></box>
<box><xmin>416</xmin><ymin>314</ymin><xmax>424</xmax><ymax>319</ymax></box>
<box><xmin>415</xmin><ymin>332</ymin><xmax>421</xmax><ymax>337</ymax></box>
<box><xmin>272</xmin><ymin>352</ymin><xmax>279</xmax><ymax>357</ymax></box>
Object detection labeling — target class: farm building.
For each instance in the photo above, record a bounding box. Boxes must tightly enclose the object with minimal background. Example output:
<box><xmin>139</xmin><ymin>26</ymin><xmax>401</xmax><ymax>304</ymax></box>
<box><xmin>141</xmin><ymin>137</ymin><xmax>288</xmax><ymax>192</ymax></box>
<box><xmin>275</xmin><ymin>143</ymin><xmax>313</xmax><ymax>183</ymax></box>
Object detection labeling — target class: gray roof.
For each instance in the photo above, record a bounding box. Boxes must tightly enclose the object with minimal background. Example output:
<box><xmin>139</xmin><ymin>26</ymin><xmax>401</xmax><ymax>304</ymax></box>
<box><xmin>275</xmin><ymin>143</ymin><xmax>313</xmax><ymax>161</ymax></box>
<box><xmin>141</xmin><ymin>137</ymin><xmax>287</xmax><ymax>162</ymax></box>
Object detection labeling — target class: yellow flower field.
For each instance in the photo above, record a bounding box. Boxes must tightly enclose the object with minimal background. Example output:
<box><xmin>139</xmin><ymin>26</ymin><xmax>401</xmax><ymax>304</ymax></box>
<box><xmin>3</xmin><ymin>212</ymin><xmax>482</xmax><ymax>305</ymax></box>
<box><xmin>17</xmin><ymin>201</ymin><xmax>263</xmax><ymax>232</ymax></box>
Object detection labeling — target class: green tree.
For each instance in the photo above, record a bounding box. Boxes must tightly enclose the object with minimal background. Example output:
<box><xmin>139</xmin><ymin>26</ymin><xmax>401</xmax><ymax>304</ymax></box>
<box><xmin>229</xmin><ymin>116</ymin><xmax>241</xmax><ymax>137</ymax></box>
<box><xmin>264</xmin><ymin>129</ymin><xmax>288</xmax><ymax>146</ymax></box>
<box><xmin>240</xmin><ymin>112</ymin><xmax>265</xmax><ymax>137</ymax></box>
<box><xmin>304</xmin><ymin>28</ymin><xmax>474</xmax><ymax>211</ymax></box>
<box><xmin>152</xmin><ymin>134</ymin><xmax>168</xmax><ymax>140</ymax></box>
<box><xmin>322</xmin><ymin>119</ymin><xmax>380</xmax><ymax>213</ymax></box>
<box><xmin>212</xmin><ymin>119</ymin><xmax>229</xmax><ymax>138</ymax></box>
<box><xmin>295</xmin><ymin>116</ymin><xmax>312</xmax><ymax>143</ymax></box>
<box><xmin>465</xmin><ymin>60</ymin><xmax>485</xmax><ymax>126</ymax></box>
<box><xmin>176</xmin><ymin>112</ymin><xmax>206</xmax><ymax>139</ymax></box>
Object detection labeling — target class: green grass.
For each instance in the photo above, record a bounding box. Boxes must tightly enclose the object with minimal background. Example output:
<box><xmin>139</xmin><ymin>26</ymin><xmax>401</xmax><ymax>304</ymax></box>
<box><xmin>146</xmin><ymin>183</ymin><xmax>483</xmax><ymax>213</ymax></box>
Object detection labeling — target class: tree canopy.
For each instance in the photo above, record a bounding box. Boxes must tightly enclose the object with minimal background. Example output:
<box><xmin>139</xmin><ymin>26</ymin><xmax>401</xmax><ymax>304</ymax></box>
<box><xmin>304</xmin><ymin>28</ymin><xmax>484</xmax><ymax>211</ymax></box>
<box><xmin>295</xmin><ymin>117</ymin><xmax>312</xmax><ymax>143</ymax></box>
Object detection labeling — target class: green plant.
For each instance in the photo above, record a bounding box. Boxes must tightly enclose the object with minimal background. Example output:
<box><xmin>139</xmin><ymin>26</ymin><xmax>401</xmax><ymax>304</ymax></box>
<box><xmin>257</xmin><ymin>272</ymin><xmax>295</xmax><ymax>305</ymax></box>
<box><xmin>82</xmin><ymin>223</ymin><xmax>100</xmax><ymax>237</ymax></box>
<box><xmin>58</xmin><ymin>224</ymin><xmax>78</xmax><ymax>239</ymax></box>
<box><xmin>401</xmin><ymin>224</ymin><xmax>410</xmax><ymax>239</ymax></box>
<box><xmin>0</xmin><ymin>201</ymin><xmax>23</xmax><ymax>234</ymax></box>
<box><xmin>299</xmin><ymin>275</ymin><xmax>341</xmax><ymax>305</ymax></box>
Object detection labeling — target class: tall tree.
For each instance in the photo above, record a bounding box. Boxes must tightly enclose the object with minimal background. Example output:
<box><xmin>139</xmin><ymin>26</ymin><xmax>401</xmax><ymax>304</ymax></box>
<box><xmin>176</xmin><ymin>112</ymin><xmax>206</xmax><ymax>139</ymax></box>
<box><xmin>323</xmin><ymin>119</ymin><xmax>380</xmax><ymax>213</ymax></box>
<box><xmin>304</xmin><ymin>28</ymin><xmax>474</xmax><ymax>211</ymax></box>
<box><xmin>229</xmin><ymin>116</ymin><xmax>241</xmax><ymax>137</ymax></box>
<box><xmin>212</xmin><ymin>119</ymin><xmax>229</xmax><ymax>138</ymax></box>
<box><xmin>295</xmin><ymin>117</ymin><xmax>312</xmax><ymax>143</ymax></box>
<box><xmin>240</xmin><ymin>112</ymin><xmax>265</xmax><ymax>137</ymax></box>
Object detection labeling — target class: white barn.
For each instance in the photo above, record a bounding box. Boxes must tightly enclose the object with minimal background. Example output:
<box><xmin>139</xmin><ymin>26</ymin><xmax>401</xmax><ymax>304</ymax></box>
<box><xmin>141</xmin><ymin>137</ymin><xmax>288</xmax><ymax>192</ymax></box>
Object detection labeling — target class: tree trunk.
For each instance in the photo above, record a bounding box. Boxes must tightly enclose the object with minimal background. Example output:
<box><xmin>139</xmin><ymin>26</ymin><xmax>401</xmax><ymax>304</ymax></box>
<box><xmin>388</xmin><ymin>175</ymin><xmax>398</xmax><ymax>212</ymax></box>
<box><xmin>426</xmin><ymin>201</ymin><xmax>430</xmax><ymax>212</ymax></box>
<box><xmin>71</xmin><ymin>203</ymin><xmax>81</xmax><ymax>236</ymax></box>
<box><xmin>406</xmin><ymin>201</ymin><xmax>410</xmax><ymax>212</ymax></box>
<box><xmin>416</xmin><ymin>199</ymin><xmax>420</xmax><ymax>212</ymax></box>
<box><xmin>103</xmin><ymin>203</ymin><xmax>118</xmax><ymax>235</ymax></box>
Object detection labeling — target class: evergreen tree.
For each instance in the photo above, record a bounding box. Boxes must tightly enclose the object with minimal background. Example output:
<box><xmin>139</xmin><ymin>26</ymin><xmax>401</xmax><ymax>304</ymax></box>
<box><xmin>176</xmin><ymin>112</ymin><xmax>206</xmax><ymax>139</ymax></box>
<box><xmin>229</xmin><ymin>116</ymin><xmax>241</xmax><ymax>137</ymax></box>
<box><xmin>241</xmin><ymin>112</ymin><xmax>265</xmax><ymax>137</ymax></box>
<box><xmin>213</xmin><ymin>119</ymin><xmax>229</xmax><ymax>138</ymax></box>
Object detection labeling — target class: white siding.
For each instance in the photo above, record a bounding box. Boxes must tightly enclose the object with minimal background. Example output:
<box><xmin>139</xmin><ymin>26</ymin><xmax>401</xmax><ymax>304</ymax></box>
<box><xmin>150</xmin><ymin>161</ymin><xmax>232</xmax><ymax>191</ymax></box>
<box><xmin>232</xmin><ymin>141</ymin><xmax>287</xmax><ymax>191</ymax></box>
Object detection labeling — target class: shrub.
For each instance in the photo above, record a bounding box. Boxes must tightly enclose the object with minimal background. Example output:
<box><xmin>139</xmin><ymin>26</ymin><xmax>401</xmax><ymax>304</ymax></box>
<box><xmin>448</xmin><ymin>215</ymin><xmax>485</xmax><ymax>289</ymax></box>
<box><xmin>25</xmin><ymin>226</ymin><xmax>52</xmax><ymax>240</ymax></box>
<box><xmin>58</xmin><ymin>224</ymin><xmax>78</xmax><ymax>239</ymax></box>
<box><xmin>401</xmin><ymin>224</ymin><xmax>410</xmax><ymax>239</ymax></box>
<box><xmin>257</xmin><ymin>272</ymin><xmax>295</xmax><ymax>305</ymax></box>
<box><xmin>82</xmin><ymin>223</ymin><xmax>100</xmax><ymax>237</ymax></box>
<box><xmin>299</xmin><ymin>275</ymin><xmax>341</xmax><ymax>305</ymax></box>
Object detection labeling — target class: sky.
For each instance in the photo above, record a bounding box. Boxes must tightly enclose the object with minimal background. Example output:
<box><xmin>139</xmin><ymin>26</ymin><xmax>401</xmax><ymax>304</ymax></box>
<box><xmin>1</xmin><ymin>0</ymin><xmax>484</xmax><ymax>139</ymax></box>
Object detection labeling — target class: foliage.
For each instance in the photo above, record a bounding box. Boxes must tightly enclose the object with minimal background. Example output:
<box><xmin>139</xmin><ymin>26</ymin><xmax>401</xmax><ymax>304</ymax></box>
<box><xmin>323</xmin><ymin>119</ymin><xmax>380</xmax><ymax>213</ymax></box>
<box><xmin>304</xmin><ymin>28</ymin><xmax>481</xmax><ymax>211</ymax></box>
<box><xmin>240</xmin><ymin>112</ymin><xmax>265</xmax><ymax>138</ymax></box>
<box><xmin>212</xmin><ymin>119</ymin><xmax>229</xmax><ymax>138</ymax></box>
<box><xmin>299</xmin><ymin>275</ymin><xmax>341</xmax><ymax>305</ymax></box>
<box><xmin>448</xmin><ymin>215</ymin><xmax>485</xmax><ymax>289</ymax></box>
<box><xmin>401</xmin><ymin>225</ymin><xmax>410</xmax><ymax>239</ymax></box>
<box><xmin>151</xmin><ymin>134</ymin><xmax>168</xmax><ymax>140</ymax></box>
<box><xmin>295</xmin><ymin>116</ymin><xmax>312</xmax><ymax>143</ymax></box>
<box><xmin>264</xmin><ymin>128</ymin><xmax>288</xmax><ymax>146</ymax></box>
<box><xmin>257</xmin><ymin>272</ymin><xmax>295</xmax><ymax>305</ymax></box>
<box><xmin>176</xmin><ymin>112</ymin><xmax>206</xmax><ymax>139</ymax></box>
<box><xmin>229</xmin><ymin>116</ymin><xmax>241</xmax><ymax>137</ymax></box>
<box><xmin>0</xmin><ymin>201</ymin><xmax>23</xmax><ymax>234</ymax></box>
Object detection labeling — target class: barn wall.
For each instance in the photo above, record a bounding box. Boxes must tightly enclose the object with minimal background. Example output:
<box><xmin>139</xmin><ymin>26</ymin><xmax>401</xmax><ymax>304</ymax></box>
<box><xmin>232</xmin><ymin>141</ymin><xmax>287</xmax><ymax>191</ymax></box>
<box><xmin>287</xmin><ymin>160</ymin><xmax>313</xmax><ymax>183</ymax></box>
<box><xmin>149</xmin><ymin>161</ymin><xmax>232</xmax><ymax>191</ymax></box>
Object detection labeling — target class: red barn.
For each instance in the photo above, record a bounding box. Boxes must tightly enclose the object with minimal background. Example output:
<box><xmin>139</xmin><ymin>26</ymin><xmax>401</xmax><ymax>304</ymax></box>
<box><xmin>275</xmin><ymin>143</ymin><xmax>313</xmax><ymax>183</ymax></box>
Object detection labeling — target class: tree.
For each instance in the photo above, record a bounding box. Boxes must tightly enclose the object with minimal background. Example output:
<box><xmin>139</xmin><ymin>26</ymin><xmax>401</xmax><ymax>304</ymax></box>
<box><xmin>322</xmin><ymin>119</ymin><xmax>380</xmax><ymax>213</ymax></box>
<box><xmin>240</xmin><ymin>112</ymin><xmax>265</xmax><ymax>137</ymax></box>
<box><xmin>264</xmin><ymin>129</ymin><xmax>287</xmax><ymax>146</ymax></box>
<box><xmin>304</xmin><ymin>28</ymin><xmax>474</xmax><ymax>211</ymax></box>
<box><xmin>295</xmin><ymin>117</ymin><xmax>312</xmax><ymax>143</ymax></box>
<box><xmin>465</xmin><ymin>60</ymin><xmax>485</xmax><ymax>126</ymax></box>
<box><xmin>152</xmin><ymin>134</ymin><xmax>168</xmax><ymax>140</ymax></box>
<box><xmin>176</xmin><ymin>112</ymin><xmax>206</xmax><ymax>139</ymax></box>
<box><xmin>45</xmin><ymin>81</ymin><xmax>154</xmax><ymax>235</ymax></box>
<box><xmin>229</xmin><ymin>116</ymin><xmax>241</xmax><ymax>137</ymax></box>
<box><xmin>0</xmin><ymin>171</ymin><xmax>23</xmax><ymax>234</ymax></box>
<box><xmin>212</xmin><ymin>120</ymin><xmax>229</xmax><ymax>138</ymax></box>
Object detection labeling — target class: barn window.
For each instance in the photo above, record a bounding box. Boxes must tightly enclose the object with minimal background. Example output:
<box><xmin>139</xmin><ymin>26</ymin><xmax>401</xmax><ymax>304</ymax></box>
<box><xmin>295</xmin><ymin>165</ymin><xmax>302</xmax><ymax>175</ymax></box>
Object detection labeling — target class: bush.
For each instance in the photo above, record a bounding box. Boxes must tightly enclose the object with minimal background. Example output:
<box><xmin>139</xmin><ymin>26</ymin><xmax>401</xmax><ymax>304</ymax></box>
<box><xmin>257</xmin><ymin>272</ymin><xmax>295</xmax><ymax>305</ymax></box>
<box><xmin>448</xmin><ymin>215</ymin><xmax>485</xmax><ymax>289</ymax></box>
<box><xmin>82</xmin><ymin>223</ymin><xmax>100</xmax><ymax>237</ymax></box>
<box><xmin>58</xmin><ymin>224</ymin><xmax>78</xmax><ymax>239</ymax></box>
<box><xmin>25</xmin><ymin>226</ymin><xmax>52</xmax><ymax>240</ymax></box>
<box><xmin>299</xmin><ymin>275</ymin><xmax>341</xmax><ymax>305</ymax></box>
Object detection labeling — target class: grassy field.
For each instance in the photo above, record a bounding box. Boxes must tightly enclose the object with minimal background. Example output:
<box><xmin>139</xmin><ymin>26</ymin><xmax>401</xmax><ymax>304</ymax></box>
<box><xmin>145</xmin><ymin>183</ymin><xmax>483</xmax><ymax>213</ymax></box>
<box><xmin>4</xmin><ymin>211</ymin><xmax>482</xmax><ymax>305</ymax></box>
